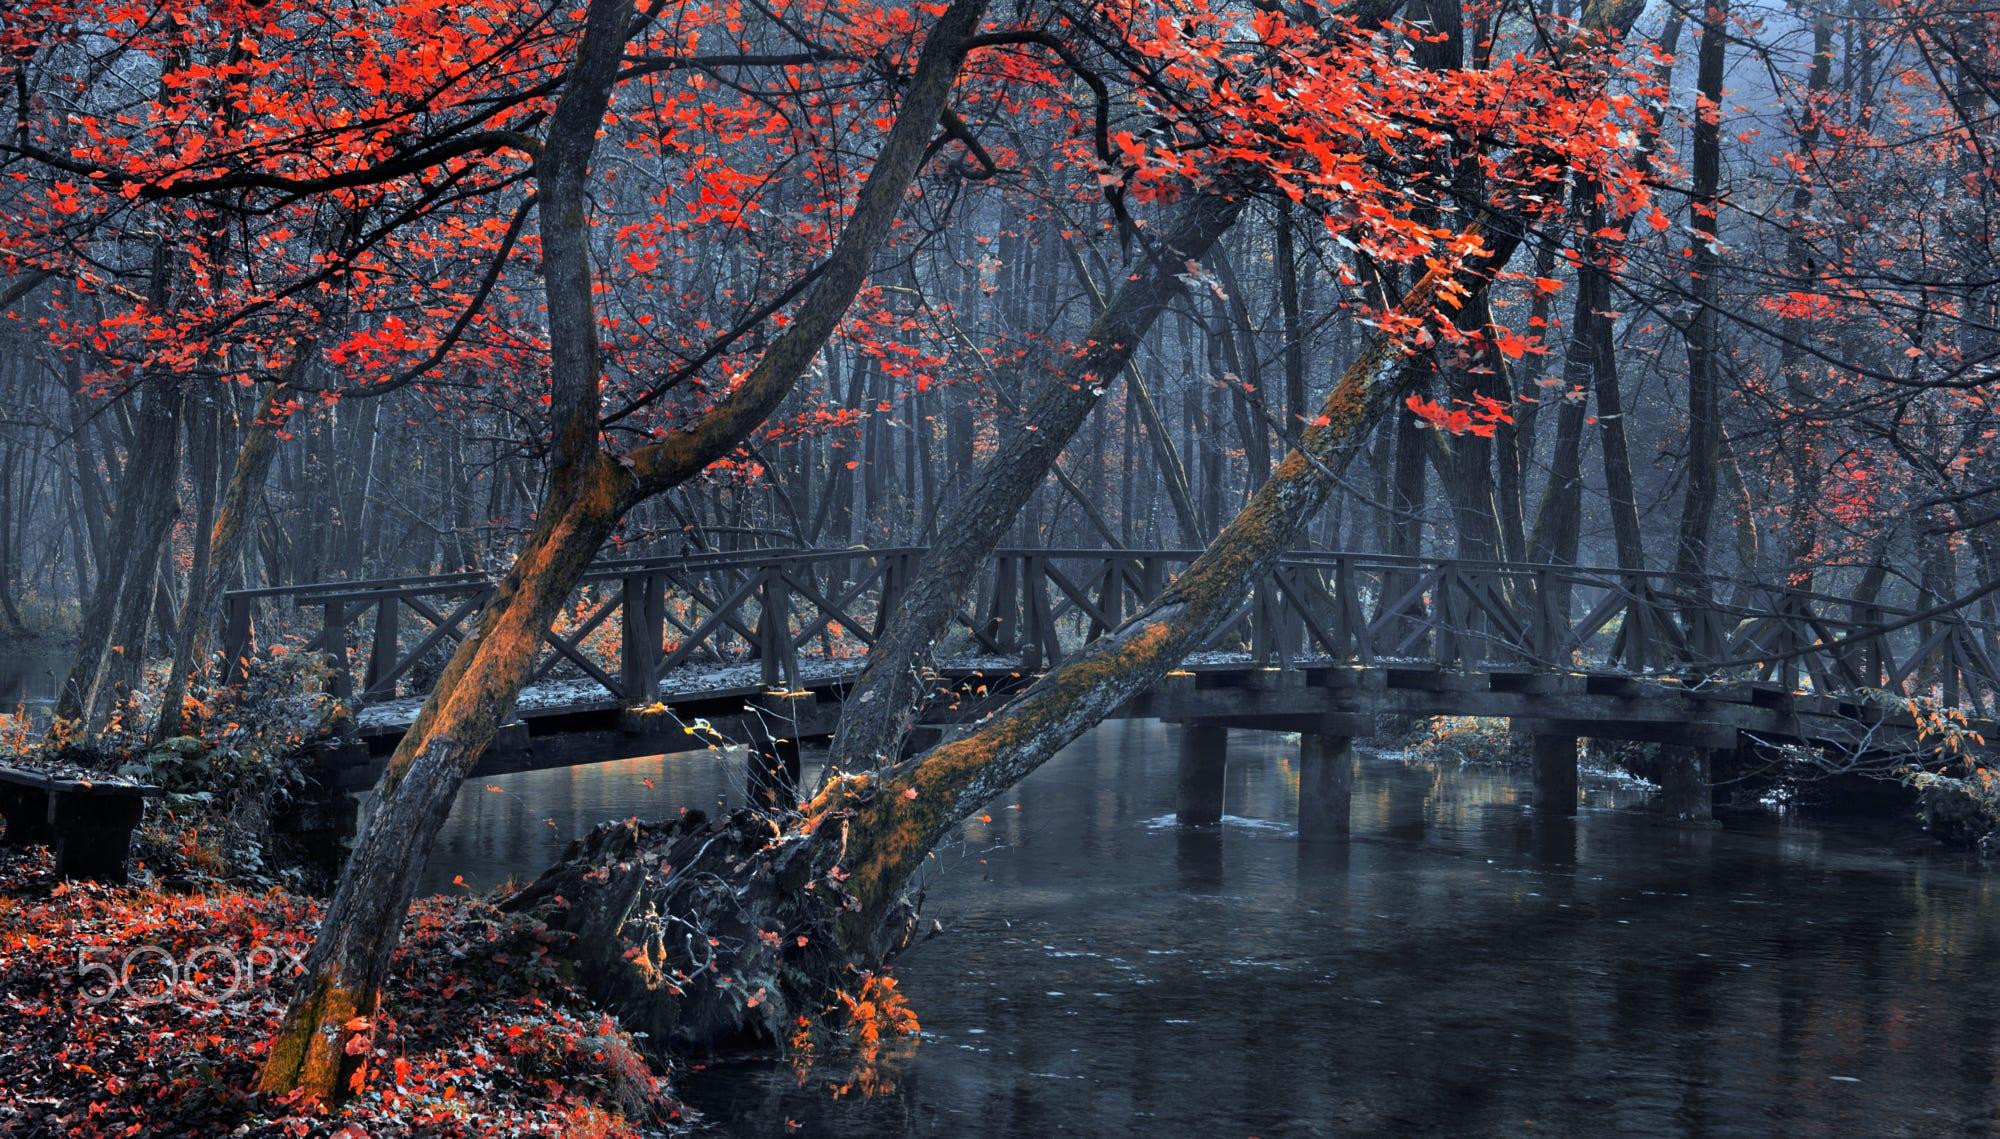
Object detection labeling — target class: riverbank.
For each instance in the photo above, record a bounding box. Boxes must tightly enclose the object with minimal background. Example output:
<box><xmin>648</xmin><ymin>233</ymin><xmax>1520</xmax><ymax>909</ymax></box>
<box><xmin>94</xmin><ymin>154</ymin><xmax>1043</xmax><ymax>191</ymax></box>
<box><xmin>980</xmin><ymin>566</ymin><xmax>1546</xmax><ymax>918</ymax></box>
<box><xmin>0</xmin><ymin>846</ymin><xmax>678</xmax><ymax>1136</ymax></box>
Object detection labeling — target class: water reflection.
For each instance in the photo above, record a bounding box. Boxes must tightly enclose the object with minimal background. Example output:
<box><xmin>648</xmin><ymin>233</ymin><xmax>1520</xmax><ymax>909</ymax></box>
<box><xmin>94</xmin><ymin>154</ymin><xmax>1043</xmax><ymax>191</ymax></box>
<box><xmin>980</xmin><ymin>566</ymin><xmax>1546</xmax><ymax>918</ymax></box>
<box><xmin>428</xmin><ymin>717</ymin><xmax>2000</xmax><ymax>1136</ymax></box>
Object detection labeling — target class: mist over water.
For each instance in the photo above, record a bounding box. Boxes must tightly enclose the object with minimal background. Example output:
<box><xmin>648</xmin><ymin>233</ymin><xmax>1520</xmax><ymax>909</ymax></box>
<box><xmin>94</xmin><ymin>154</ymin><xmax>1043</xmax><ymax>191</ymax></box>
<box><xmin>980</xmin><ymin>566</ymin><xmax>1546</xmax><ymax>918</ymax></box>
<box><xmin>430</xmin><ymin>719</ymin><xmax>2000</xmax><ymax>1137</ymax></box>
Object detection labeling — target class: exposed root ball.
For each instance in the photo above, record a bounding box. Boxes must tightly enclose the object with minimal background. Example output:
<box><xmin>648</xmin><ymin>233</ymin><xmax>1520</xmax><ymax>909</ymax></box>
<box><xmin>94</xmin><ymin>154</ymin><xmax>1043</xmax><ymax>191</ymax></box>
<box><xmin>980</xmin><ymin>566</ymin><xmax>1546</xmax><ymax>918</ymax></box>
<box><xmin>502</xmin><ymin>805</ymin><xmax>920</xmax><ymax>1056</ymax></box>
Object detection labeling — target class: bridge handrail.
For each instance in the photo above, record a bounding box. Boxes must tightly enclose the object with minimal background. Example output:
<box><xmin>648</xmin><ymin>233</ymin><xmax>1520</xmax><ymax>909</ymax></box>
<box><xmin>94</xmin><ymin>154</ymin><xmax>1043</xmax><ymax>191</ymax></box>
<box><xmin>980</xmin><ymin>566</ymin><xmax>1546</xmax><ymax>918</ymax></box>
<box><xmin>245</xmin><ymin>546</ymin><xmax>940</xmax><ymax>606</ymax></box>
<box><xmin>996</xmin><ymin>548</ymin><xmax>1999</xmax><ymax>630</ymax></box>
<box><xmin>219</xmin><ymin>546</ymin><xmax>2000</xmax><ymax>712</ymax></box>
<box><xmin>231</xmin><ymin>547</ymin><xmax>1997</xmax><ymax>632</ymax></box>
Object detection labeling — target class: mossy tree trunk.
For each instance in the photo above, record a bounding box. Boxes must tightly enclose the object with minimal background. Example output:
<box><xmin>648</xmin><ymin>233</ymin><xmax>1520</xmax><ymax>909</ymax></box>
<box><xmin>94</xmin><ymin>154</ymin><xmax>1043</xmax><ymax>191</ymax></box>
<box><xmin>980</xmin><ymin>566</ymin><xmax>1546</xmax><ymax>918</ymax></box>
<box><xmin>511</xmin><ymin>227</ymin><xmax>1477</xmax><ymax>1054</ymax></box>
<box><xmin>258</xmin><ymin>0</ymin><xmax>991</xmax><ymax>1102</ymax></box>
<box><xmin>510</xmin><ymin>0</ymin><xmax>1648</xmax><ymax>1058</ymax></box>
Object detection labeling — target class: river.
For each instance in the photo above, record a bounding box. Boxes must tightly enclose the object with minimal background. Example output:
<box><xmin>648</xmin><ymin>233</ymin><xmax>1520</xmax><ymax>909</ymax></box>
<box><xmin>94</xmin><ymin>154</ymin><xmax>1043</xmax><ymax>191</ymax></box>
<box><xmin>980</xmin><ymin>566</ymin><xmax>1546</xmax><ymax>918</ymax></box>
<box><xmin>424</xmin><ymin>718</ymin><xmax>1999</xmax><ymax>1136</ymax></box>
<box><xmin>0</xmin><ymin>645</ymin><xmax>64</xmax><ymax>709</ymax></box>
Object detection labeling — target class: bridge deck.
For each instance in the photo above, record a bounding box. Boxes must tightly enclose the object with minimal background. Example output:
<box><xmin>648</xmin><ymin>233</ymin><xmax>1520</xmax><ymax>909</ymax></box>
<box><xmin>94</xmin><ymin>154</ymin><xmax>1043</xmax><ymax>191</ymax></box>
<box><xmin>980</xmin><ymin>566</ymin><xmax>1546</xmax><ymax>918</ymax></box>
<box><xmin>306</xmin><ymin>651</ymin><xmax>1977</xmax><ymax>793</ymax></box>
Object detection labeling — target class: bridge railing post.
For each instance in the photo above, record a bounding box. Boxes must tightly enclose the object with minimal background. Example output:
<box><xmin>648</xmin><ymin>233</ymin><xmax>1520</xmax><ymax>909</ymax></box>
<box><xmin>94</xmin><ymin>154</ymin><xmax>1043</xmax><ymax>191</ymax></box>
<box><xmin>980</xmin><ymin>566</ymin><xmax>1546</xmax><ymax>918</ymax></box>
<box><xmin>1023</xmin><ymin>554</ymin><xmax>1058</xmax><ymax>666</ymax></box>
<box><xmin>1615</xmin><ymin>573</ymin><xmax>1661</xmax><ymax>674</ymax></box>
<box><xmin>1274</xmin><ymin>562</ymin><xmax>1315</xmax><ymax>659</ymax></box>
<box><xmin>1093</xmin><ymin>556</ymin><xmax>1124</xmax><ymax>640</ymax></box>
<box><xmin>363</xmin><ymin>597</ymin><xmax>400</xmax><ymax>700</ymax></box>
<box><xmin>1849</xmin><ymin>602</ymin><xmax>1881</xmax><ymax>688</ymax></box>
<box><xmin>1434</xmin><ymin>564</ymin><xmax>1461</xmax><ymax>666</ymax></box>
<box><xmin>620</xmin><ymin>572</ymin><xmax>664</xmax><ymax>703</ymax></box>
<box><xmin>221</xmin><ymin>592</ymin><xmax>253</xmax><ymax>686</ymax></box>
<box><xmin>1251</xmin><ymin>574</ymin><xmax>1275</xmax><ymax>663</ymax></box>
<box><xmin>758</xmin><ymin>565</ymin><xmax>798</xmax><ymax>690</ymax></box>
<box><xmin>1780</xmin><ymin>593</ymin><xmax>1806</xmax><ymax>692</ymax></box>
<box><xmin>1137</xmin><ymin>554</ymin><xmax>1167</xmax><ymax>637</ymax></box>
<box><xmin>1529</xmin><ymin>567</ymin><xmax>1559</xmax><ymax>666</ymax></box>
<box><xmin>323</xmin><ymin>600</ymin><xmax>353</xmax><ymax>700</ymax></box>
<box><xmin>878</xmin><ymin>552</ymin><xmax>910</xmax><ymax>633</ymax></box>
<box><xmin>1330</xmin><ymin>556</ymin><xmax>1359</xmax><ymax>660</ymax></box>
<box><xmin>983</xmin><ymin>554</ymin><xmax>1020</xmax><ymax>652</ymax></box>
<box><xmin>1942</xmin><ymin>616</ymin><xmax>1964</xmax><ymax>709</ymax></box>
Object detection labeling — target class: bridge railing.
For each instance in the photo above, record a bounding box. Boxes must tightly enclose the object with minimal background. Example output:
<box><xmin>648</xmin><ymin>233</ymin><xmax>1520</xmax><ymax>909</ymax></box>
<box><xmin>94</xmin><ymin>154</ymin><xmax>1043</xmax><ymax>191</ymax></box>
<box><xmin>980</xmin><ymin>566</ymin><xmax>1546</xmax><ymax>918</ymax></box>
<box><xmin>977</xmin><ymin>550</ymin><xmax>2000</xmax><ymax>713</ymax></box>
<box><xmin>221</xmin><ymin>548</ymin><xmax>2000</xmax><ymax>715</ymax></box>
<box><xmin>221</xmin><ymin>547</ymin><xmax>926</xmax><ymax>704</ymax></box>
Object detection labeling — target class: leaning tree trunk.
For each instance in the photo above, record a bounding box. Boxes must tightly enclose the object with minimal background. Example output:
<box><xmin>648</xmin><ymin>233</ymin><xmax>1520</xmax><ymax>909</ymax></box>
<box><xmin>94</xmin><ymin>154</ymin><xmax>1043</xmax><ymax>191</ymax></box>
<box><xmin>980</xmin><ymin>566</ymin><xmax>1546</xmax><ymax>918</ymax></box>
<box><xmin>509</xmin><ymin>0</ymin><xmax>1649</xmax><ymax>1058</ymax></box>
<box><xmin>259</xmin><ymin>0</ymin><xmax>991</xmax><ymax>1102</ymax></box>
<box><xmin>507</xmin><ymin>221</ymin><xmax>1484</xmax><ymax>1054</ymax></box>
<box><xmin>259</xmin><ymin>459</ymin><xmax>630</xmax><ymax>1100</ymax></box>
<box><xmin>155</xmin><ymin>373</ymin><xmax>295</xmax><ymax>739</ymax></box>
<box><xmin>1061</xmin><ymin>242</ymin><xmax>1204</xmax><ymax>545</ymax></box>
<box><xmin>824</xmin><ymin>190</ymin><xmax>1244</xmax><ymax>774</ymax></box>
<box><xmin>820</xmin><ymin>0</ymin><xmax>1438</xmax><ymax>775</ymax></box>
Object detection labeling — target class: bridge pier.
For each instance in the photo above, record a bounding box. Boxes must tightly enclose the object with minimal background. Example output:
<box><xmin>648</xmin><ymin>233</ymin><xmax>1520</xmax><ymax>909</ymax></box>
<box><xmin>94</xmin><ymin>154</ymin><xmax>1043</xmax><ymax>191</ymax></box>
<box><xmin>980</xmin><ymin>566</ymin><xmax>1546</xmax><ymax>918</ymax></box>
<box><xmin>1297</xmin><ymin>731</ymin><xmax>1355</xmax><ymax>842</ymax></box>
<box><xmin>1176</xmin><ymin>724</ymin><xmax>1229</xmax><ymax>827</ymax></box>
<box><xmin>901</xmin><ymin>725</ymin><xmax>946</xmax><ymax>759</ymax></box>
<box><xmin>1530</xmin><ymin>734</ymin><xmax>1579</xmax><ymax>817</ymax></box>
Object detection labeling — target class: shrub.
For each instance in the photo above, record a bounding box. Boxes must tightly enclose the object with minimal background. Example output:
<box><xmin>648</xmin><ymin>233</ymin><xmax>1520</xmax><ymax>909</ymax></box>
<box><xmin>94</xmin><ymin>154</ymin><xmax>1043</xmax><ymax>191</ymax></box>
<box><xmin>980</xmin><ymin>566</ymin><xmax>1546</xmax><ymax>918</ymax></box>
<box><xmin>1404</xmin><ymin>715</ymin><xmax>1529</xmax><ymax>766</ymax></box>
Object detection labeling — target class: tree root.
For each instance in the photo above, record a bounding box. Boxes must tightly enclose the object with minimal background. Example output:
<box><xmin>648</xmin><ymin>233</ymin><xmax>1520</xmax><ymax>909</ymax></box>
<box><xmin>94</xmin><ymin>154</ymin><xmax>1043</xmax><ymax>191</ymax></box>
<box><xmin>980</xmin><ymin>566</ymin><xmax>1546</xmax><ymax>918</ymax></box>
<box><xmin>501</xmin><ymin>802</ymin><xmax>919</xmax><ymax>1057</ymax></box>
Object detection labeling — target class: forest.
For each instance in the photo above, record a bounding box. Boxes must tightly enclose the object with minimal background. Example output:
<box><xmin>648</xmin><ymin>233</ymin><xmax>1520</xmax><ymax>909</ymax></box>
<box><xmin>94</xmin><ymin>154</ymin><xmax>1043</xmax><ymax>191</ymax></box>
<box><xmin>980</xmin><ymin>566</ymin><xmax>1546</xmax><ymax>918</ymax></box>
<box><xmin>0</xmin><ymin>0</ymin><xmax>1997</xmax><ymax>1132</ymax></box>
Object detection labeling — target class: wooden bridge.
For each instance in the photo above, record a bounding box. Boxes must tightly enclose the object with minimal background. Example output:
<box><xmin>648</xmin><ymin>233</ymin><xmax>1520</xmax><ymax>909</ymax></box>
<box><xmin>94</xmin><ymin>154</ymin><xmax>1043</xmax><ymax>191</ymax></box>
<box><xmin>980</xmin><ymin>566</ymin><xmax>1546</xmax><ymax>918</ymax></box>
<box><xmin>222</xmin><ymin>547</ymin><xmax>2000</xmax><ymax>834</ymax></box>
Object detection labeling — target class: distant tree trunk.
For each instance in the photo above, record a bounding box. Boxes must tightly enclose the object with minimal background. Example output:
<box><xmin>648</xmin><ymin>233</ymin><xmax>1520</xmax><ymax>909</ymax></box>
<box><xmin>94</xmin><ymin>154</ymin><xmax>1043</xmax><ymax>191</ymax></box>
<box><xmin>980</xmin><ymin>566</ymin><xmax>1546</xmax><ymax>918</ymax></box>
<box><xmin>1062</xmin><ymin>243</ymin><xmax>1203</xmax><ymax>544</ymax></box>
<box><xmin>1200</xmin><ymin>377</ymin><xmax>1226</xmax><ymax>532</ymax></box>
<box><xmin>1717</xmin><ymin>426</ymin><xmax>1762</xmax><ymax>598</ymax></box>
<box><xmin>56</xmin><ymin>373</ymin><xmax>185</xmax><ymax>729</ymax></box>
<box><xmin>1579</xmin><ymin>188</ymin><xmax>1645</xmax><ymax>570</ymax></box>
<box><xmin>1675</xmin><ymin>0</ymin><xmax>1728</xmax><ymax>595</ymax></box>
<box><xmin>1505</xmin><ymin>237</ymin><xmax>1560</xmax><ymax>560</ymax></box>
<box><xmin>1528</xmin><ymin>9</ymin><xmax>1679</xmax><ymax>575</ymax></box>
<box><xmin>1275</xmin><ymin>200</ymin><xmax>1308</xmax><ymax>432</ymax></box>
<box><xmin>1439</xmin><ymin>292</ymin><xmax>1505</xmax><ymax>561</ymax></box>
<box><xmin>65</xmin><ymin>375</ymin><xmax>114</xmax><ymax>597</ymax></box>
<box><xmin>1780</xmin><ymin>13</ymin><xmax>1835</xmax><ymax>587</ymax></box>
<box><xmin>0</xmin><ymin>451</ymin><xmax>26</xmax><ymax>633</ymax></box>
<box><xmin>155</xmin><ymin>374</ymin><xmax>295</xmax><ymax>739</ymax></box>
<box><xmin>1213</xmin><ymin>246</ymin><xmax>1272</xmax><ymax>490</ymax></box>
<box><xmin>1381</xmin><ymin>390</ymin><xmax>1429</xmax><ymax>626</ymax></box>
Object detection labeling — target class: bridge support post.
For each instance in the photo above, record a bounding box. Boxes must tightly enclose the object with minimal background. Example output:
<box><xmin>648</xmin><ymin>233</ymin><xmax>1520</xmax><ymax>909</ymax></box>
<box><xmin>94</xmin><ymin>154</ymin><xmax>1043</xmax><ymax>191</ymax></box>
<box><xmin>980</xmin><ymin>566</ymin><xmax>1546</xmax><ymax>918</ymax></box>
<box><xmin>1297</xmin><ymin>731</ymin><xmax>1354</xmax><ymax>842</ymax></box>
<box><xmin>0</xmin><ymin>781</ymin><xmax>54</xmax><ymax>846</ymax></box>
<box><xmin>275</xmin><ymin>766</ymin><xmax>362</xmax><ymax>892</ymax></box>
<box><xmin>1176</xmin><ymin>724</ymin><xmax>1228</xmax><ymax>827</ymax></box>
<box><xmin>1531</xmin><ymin>734</ymin><xmax>1578</xmax><ymax>817</ymax></box>
<box><xmin>49</xmin><ymin>793</ymin><xmax>145</xmax><ymax>885</ymax></box>
<box><xmin>901</xmin><ymin>726</ymin><xmax>945</xmax><ymax>759</ymax></box>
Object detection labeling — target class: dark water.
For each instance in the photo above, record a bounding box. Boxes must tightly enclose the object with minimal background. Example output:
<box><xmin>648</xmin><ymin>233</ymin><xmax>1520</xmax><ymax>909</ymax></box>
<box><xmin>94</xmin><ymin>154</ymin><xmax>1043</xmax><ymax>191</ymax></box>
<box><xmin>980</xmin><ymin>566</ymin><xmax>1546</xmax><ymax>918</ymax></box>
<box><xmin>0</xmin><ymin>647</ymin><xmax>64</xmax><ymax>708</ymax></box>
<box><xmin>427</xmin><ymin>720</ymin><xmax>2000</xmax><ymax>1137</ymax></box>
